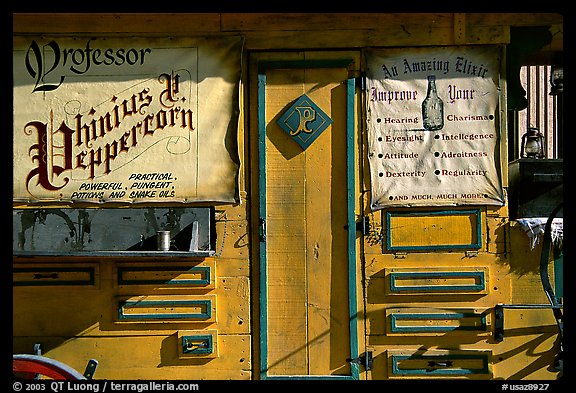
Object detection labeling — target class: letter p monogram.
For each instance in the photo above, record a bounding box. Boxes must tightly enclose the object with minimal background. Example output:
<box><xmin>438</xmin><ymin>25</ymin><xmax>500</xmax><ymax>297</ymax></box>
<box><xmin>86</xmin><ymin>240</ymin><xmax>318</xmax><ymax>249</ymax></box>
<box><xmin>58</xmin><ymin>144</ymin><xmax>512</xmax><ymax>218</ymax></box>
<box><xmin>291</xmin><ymin>106</ymin><xmax>316</xmax><ymax>136</ymax></box>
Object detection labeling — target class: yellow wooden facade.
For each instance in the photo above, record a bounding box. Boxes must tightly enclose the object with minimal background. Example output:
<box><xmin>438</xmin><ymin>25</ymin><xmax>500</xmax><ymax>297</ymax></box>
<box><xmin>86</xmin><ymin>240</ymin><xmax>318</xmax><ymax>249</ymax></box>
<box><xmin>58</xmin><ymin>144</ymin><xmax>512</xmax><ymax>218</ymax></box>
<box><xmin>12</xmin><ymin>13</ymin><xmax>563</xmax><ymax>381</ymax></box>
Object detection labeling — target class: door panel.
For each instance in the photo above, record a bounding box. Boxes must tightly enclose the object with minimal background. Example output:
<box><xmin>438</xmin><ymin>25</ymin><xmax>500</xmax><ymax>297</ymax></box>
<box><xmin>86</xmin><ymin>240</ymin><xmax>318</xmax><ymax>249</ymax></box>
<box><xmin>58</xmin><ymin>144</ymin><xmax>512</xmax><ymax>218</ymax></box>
<box><xmin>255</xmin><ymin>53</ymin><xmax>360</xmax><ymax>379</ymax></box>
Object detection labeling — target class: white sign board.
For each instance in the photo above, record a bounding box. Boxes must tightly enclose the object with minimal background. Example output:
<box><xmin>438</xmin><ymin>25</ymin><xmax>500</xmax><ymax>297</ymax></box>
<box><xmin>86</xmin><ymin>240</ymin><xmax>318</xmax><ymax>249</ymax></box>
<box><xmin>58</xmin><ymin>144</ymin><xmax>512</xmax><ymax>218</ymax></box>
<box><xmin>366</xmin><ymin>45</ymin><xmax>505</xmax><ymax>209</ymax></box>
<box><xmin>13</xmin><ymin>36</ymin><xmax>242</xmax><ymax>204</ymax></box>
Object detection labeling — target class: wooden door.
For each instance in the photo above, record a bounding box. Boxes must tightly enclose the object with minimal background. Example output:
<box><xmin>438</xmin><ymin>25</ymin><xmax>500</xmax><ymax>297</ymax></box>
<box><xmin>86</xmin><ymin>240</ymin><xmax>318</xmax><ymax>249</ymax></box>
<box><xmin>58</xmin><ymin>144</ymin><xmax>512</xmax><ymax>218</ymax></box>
<box><xmin>253</xmin><ymin>52</ymin><xmax>362</xmax><ymax>379</ymax></box>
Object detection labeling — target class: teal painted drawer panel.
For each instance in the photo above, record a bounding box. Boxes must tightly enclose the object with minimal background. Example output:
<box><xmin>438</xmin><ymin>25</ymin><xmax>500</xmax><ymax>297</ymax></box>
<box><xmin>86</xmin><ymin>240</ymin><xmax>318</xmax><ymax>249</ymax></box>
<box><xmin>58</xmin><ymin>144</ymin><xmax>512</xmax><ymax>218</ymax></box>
<box><xmin>182</xmin><ymin>334</ymin><xmax>213</xmax><ymax>355</ymax></box>
<box><xmin>117</xmin><ymin>296</ymin><xmax>216</xmax><ymax>322</ymax></box>
<box><xmin>388</xmin><ymin>270</ymin><xmax>488</xmax><ymax>294</ymax></box>
<box><xmin>118</xmin><ymin>265</ymin><xmax>212</xmax><ymax>287</ymax></box>
<box><xmin>391</xmin><ymin>353</ymin><xmax>491</xmax><ymax>376</ymax></box>
<box><xmin>178</xmin><ymin>330</ymin><xmax>219</xmax><ymax>358</ymax></box>
<box><xmin>385</xmin><ymin>209</ymin><xmax>482</xmax><ymax>252</ymax></box>
<box><xmin>389</xmin><ymin>311</ymin><xmax>488</xmax><ymax>333</ymax></box>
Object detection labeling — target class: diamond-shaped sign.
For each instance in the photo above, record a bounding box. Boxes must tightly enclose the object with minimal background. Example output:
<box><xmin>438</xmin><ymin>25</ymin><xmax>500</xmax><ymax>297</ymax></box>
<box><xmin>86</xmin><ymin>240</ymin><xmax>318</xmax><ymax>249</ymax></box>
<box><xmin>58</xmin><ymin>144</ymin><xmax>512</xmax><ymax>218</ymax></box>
<box><xmin>276</xmin><ymin>94</ymin><xmax>333</xmax><ymax>150</ymax></box>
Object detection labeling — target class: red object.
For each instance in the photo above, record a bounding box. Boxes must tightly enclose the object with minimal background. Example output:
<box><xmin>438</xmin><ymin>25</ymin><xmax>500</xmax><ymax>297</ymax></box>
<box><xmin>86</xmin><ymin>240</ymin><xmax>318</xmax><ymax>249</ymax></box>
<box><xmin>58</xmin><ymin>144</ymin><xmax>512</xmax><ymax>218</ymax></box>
<box><xmin>13</xmin><ymin>354</ymin><xmax>86</xmax><ymax>380</ymax></box>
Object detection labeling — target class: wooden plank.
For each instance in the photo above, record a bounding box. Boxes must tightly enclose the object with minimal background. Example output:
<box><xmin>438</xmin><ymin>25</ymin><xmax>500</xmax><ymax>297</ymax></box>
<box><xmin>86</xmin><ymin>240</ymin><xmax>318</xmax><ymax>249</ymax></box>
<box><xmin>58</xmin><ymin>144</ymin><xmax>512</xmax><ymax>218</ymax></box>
<box><xmin>364</xmin><ymin>252</ymin><xmax>505</xmax><ymax>277</ymax></box>
<box><xmin>493</xmin><ymin>333</ymin><xmax>560</xmax><ymax>379</ymax></box>
<box><xmin>214</xmin><ymin>192</ymin><xmax>249</xmax><ymax>222</ymax></box>
<box><xmin>213</xmin><ymin>219</ymin><xmax>249</xmax><ymax>260</ymax></box>
<box><xmin>17</xmin><ymin>334</ymin><xmax>252</xmax><ymax>380</ymax></box>
<box><xmin>454</xmin><ymin>13</ymin><xmax>466</xmax><ymax>45</ymax></box>
<box><xmin>243</xmin><ymin>28</ymin><xmax>455</xmax><ymax>50</ymax></box>
<box><xmin>11</xmin><ymin>14</ymin><xmax>511</xmax><ymax>50</ymax></box>
<box><xmin>12</xmin><ymin>13</ymin><xmax>222</xmax><ymax>33</ymax></box>
<box><xmin>262</xmin><ymin>58</ymin><xmax>360</xmax><ymax>377</ymax></box>
<box><xmin>205</xmin><ymin>257</ymin><xmax>249</xmax><ymax>277</ymax></box>
<box><xmin>304</xmin><ymin>67</ymin><xmax>350</xmax><ymax>375</ymax></box>
<box><xmin>467</xmin><ymin>25</ymin><xmax>510</xmax><ymax>44</ymax></box>
<box><xmin>467</xmin><ymin>13</ymin><xmax>563</xmax><ymax>27</ymax></box>
<box><xmin>485</xmin><ymin>215</ymin><xmax>508</xmax><ymax>254</ymax></box>
<box><xmin>13</xmin><ymin>264</ymin><xmax>99</xmax><ymax>287</ymax></box>
<box><xmin>14</xmin><ymin>276</ymin><xmax>249</xmax><ymax>336</ymax></box>
<box><xmin>305</xmin><ymin>72</ymin><xmax>335</xmax><ymax>375</ymax></box>
<box><xmin>13</xmin><ymin>13</ymin><xmax>553</xmax><ymax>49</ymax></box>
<box><xmin>492</xmin><ymin>308</ymin><xmax>561</xmax><ymax>379</ymax></box>
<box><xmin>13</xmin><ymin>13</ymin><xmax>561</xmax><ymax>35</ymax></box>
<box><xmin>245</xmin><ymin>27</ymin><xmax>508</xmax><ymax>51</ymax></box>
<box><xmin>264</xmin><ymin>64</ymin><xmax>308</xmax><ymax>376</ymax></box>
<box><xmin>13</xmin><ymin>289</ymin><xmax>109</xmax><ymax>337</ymax></box>
<box><xmin>508</xmin><ymin>222</ymin><xmax>558</xmax><ymax>304</ymax></box>
<box><xmin>222</xmin><ymin>13</ymin><xmax>454</xmax><ymax>31</ymax></box>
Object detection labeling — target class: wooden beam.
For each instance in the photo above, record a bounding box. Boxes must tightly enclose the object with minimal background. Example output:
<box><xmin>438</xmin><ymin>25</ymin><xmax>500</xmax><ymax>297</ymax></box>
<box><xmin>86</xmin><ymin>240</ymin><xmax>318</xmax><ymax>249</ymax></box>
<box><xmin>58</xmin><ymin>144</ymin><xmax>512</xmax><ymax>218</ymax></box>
<box><xmin>454</xmin><ymin>13</ymin><xmax>466</xmax><ymax>44</ymax></box>
<box><xmin>12</xmin><ymin>13</ymin><xmax>222</xmax><ymax>34</ymax></box>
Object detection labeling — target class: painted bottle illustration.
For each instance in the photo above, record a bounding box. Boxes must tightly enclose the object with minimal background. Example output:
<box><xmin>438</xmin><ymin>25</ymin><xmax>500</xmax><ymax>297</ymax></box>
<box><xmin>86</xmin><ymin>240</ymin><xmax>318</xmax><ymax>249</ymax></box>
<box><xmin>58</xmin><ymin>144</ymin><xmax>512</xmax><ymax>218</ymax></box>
<box><xmin>422</xmin><ymin>75</ymin><xmax>444</xmax><ymax>131</ymax></box>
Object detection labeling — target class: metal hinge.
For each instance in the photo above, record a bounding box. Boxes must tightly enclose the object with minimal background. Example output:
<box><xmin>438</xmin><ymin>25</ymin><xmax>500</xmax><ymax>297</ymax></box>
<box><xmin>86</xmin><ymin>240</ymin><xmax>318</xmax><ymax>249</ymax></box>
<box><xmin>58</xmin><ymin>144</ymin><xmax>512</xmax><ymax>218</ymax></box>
<box><xmin>356</xmin><ymin>215</ymin><xmax>369</xmax><ymax>235</ymax></box>
<box><xmin>259</xmin><ymin>218</ymin><xmax>266</xmax><ymax>242</ymax></box>
<box><xmin>83</xmin><ymin>359</ymin><xmax>99</xmax><ymax>380</ymax></box>
<box><xmin>346</xmin><ymin>351</ymin><xmax>373</xmax><ymax>370</ymax></box>
<box><xmin>33</xmin><ymin>343</ymin><xmax>42</xmax><ymax>380</ymax></box>
<box><xmin>355</xmin><ymin>72</ymin><xmax>366</xmax><ymax>90</ymax></box>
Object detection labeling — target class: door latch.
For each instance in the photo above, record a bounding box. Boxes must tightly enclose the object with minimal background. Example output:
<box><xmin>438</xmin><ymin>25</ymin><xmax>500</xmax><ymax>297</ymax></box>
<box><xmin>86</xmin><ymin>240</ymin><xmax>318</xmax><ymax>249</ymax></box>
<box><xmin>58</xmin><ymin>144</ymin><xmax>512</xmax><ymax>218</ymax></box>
<box><xmin>344</xmin><ymin>216</ymin><xmax>369</xmax><ymax>235</ymax></box>
<box><xmin>346</xmin><ymin>351</ymin><xmax>373</xmax><ymax>370</ymax></box>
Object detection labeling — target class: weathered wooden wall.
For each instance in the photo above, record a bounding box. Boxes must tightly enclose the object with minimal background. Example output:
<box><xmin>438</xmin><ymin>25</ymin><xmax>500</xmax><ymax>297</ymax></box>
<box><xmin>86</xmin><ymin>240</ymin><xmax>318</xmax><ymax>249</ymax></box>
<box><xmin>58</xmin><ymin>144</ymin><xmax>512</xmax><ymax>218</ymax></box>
<box><xmin>13</xmin><ymin>13</ymin><xmax>563</xmax><ymax>53</ymax></box>
<box><xmin>13</xmin><ymin>12</ymin><xmax>563</xmax><ymax>380</ymax></box>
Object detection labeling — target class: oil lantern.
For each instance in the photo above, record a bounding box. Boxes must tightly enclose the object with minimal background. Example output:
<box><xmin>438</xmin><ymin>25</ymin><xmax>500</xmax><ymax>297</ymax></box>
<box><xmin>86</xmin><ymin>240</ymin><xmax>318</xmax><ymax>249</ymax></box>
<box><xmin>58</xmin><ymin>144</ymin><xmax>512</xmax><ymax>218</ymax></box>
<box><xmin>521</xmin><ymin>127</ymin><xmax>544</xmax><ymax>158</ymax></box>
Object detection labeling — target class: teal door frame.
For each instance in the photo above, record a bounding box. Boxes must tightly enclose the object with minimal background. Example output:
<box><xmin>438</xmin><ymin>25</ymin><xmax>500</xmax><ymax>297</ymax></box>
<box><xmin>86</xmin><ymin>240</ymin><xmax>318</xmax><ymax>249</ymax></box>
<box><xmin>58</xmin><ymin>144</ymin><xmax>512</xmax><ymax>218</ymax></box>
<box><xmin>257</xmin><ymin>58</ymin><xmax>359</xmax><ymax>380</ymax></box>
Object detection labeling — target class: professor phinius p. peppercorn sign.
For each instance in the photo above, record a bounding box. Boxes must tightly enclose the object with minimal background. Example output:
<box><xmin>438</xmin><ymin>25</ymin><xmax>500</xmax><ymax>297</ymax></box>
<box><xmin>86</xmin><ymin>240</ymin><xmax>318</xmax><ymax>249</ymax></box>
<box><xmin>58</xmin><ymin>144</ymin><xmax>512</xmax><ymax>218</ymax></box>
<box><xmin>13</xmin><ymin>36</ymin><xmax>242</xmax><ymax>204</ymax></box>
